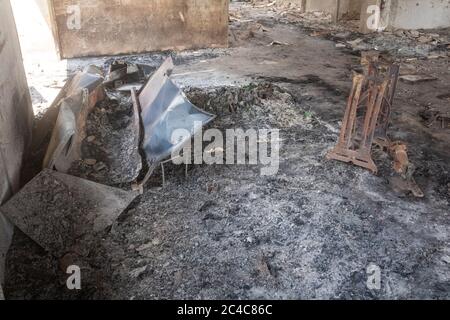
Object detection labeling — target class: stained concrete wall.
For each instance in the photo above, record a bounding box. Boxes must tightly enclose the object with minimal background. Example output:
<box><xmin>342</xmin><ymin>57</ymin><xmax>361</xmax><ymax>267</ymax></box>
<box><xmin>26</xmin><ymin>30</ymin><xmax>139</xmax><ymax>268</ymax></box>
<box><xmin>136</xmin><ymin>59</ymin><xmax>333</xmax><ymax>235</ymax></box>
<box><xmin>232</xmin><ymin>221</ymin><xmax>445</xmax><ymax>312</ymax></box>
<box><xmin>304</xmin><ymin>0</ymin><xmax>362</xmax><ymax>19</ymax></box>
<box><xmin>305</xmin><ymin>0</ymin><xmax>335</xmax><ymax>12</ymax></box>
<box><xmin>389</xmin><ymin>0</ymin><xmax>450</xmax><ymax>29</ymax></box>
<box><xmin>341</xmin><ymin>0</ymin><xmax>364</xmax><ymax>18</ymax></box>
<box><xmin>361</xmin><ymin>0</ymin><xmax>450</xmax><ymax>32</ymax></box>
<box><xmin>49</xmin><ymin>0</ymin><xmax>229</xmax><ymax>58</ymax></box>
<box><xmin>304</xmin><ymin>0</ymin><xmax>449</xmax><ymax>29</ymax></box>
<box><xmin>0</xmin><ymin>0</ymin><xmax>33</xmax><ymax>299</ymax></box>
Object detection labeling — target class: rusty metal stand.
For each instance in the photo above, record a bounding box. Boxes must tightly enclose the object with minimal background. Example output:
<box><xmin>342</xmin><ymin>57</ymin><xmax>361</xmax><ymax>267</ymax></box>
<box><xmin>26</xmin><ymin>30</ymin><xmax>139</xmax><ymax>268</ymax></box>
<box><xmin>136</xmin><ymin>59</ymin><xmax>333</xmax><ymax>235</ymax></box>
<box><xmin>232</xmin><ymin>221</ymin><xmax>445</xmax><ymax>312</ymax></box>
<box><xmin>374</xmin><ymin>64</ymin><xmax>400</xmax><ymax>148</ymax></box>
<box><xmin>327</xmin><ymin>62</ymin><xmax>398</xmax><ymax>174</ymax></box>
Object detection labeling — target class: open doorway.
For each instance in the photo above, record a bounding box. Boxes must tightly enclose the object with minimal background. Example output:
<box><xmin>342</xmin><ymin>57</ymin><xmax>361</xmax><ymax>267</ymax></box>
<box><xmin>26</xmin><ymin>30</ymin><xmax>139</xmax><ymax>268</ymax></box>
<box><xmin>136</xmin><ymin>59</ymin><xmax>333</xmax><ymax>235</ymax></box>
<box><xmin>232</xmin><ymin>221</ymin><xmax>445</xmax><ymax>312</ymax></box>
<box><xmin>10</xmin><ymin>0</ymin><xmax>67</xmax><ymax>115</ymax></box>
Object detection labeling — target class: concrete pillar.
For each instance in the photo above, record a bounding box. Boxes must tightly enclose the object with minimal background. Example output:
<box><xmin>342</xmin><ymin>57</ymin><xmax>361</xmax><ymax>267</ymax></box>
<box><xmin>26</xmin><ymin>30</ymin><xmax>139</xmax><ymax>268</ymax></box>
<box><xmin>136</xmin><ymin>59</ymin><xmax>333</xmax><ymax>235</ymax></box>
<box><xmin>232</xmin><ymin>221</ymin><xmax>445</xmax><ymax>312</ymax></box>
<box><xmin>0</xmin><ymin>0</ymin><xmax>33</xmax><ymax>299</ymax></box>
<box><xmin>360</xmin><ymin>0</ymin><xmax>383</xmax><ymax>33</ymax></box>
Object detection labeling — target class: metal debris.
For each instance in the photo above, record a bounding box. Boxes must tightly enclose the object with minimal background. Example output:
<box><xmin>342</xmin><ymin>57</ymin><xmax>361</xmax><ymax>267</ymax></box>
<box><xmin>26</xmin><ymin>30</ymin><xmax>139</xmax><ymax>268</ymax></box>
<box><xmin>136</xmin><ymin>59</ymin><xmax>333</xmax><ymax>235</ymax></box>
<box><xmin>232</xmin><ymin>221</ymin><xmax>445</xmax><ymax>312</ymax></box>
<box><xmin>399</xmin><ymin>74</ymin><xmax>437</xmax><ymax>84</ymax></box>
<box><xmin>389</xmin><ymin>141</ymin><xmax>411</xmax><ymax>175</ymax></box>
<box><xmin>327</xmin><ymin>57</ymin><xmax>400</xmax><ymax>173</ymax></box>
<box><xmin>421</xmin><ymin>103</ymin><xmax>450</xmax><ymax>129</ymax></box>
<box><xmin>135</xmin><ymin>57</ymin><xmax>216</xmax><ymax>186</ymax></box>
<box><xmin>104</xmin><ymin>61</ymin><xmax>142</xmax><ymax>89</ymax></box>
<box><xmin>388</xmin><ymin>141</ymin><xmax>424</xmax><ymax>198</ymax></box>
<box><xmin>43</xmin><ymin>57</ymin><xmax>214</xmax><ymax>191</ymax></box>
<box><xmin>0</xmin><ymin>169</ymin><xmax>137</xmax><ymax>257</ymax></box>
<box><xmin>43</xmin><ymin>66</ymin><xmax>105</xmax><ymax>172</ymax></box>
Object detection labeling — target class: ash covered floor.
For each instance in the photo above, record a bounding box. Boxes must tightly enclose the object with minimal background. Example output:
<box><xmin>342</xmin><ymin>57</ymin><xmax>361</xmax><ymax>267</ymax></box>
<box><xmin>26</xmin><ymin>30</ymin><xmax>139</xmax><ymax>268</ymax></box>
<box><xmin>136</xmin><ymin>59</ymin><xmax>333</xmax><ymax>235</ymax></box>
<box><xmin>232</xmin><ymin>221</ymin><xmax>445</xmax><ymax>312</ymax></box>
<box><xmin>4</xmin><ymin>2</ymin><xmax>450</xmax><ymax>299</ymax></box>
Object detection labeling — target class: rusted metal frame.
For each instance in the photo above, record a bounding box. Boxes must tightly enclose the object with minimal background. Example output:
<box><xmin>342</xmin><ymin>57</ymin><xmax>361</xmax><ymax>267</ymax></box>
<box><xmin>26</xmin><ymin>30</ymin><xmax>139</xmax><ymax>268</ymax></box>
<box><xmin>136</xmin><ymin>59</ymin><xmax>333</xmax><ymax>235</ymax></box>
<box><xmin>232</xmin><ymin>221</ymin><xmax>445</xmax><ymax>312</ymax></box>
<box><xmin>360</xmin><ymin>80</ymin><xmax>378</xmax><ymax>151</ymax></box>
<box><xmin>327</xmin><ymin>74</ymin><xmax>378</xmax><ymax>173</ymax></box>
<box><xmin>374</xmin><ymin>64</ymin><xmax>400</xmax><ymax>148</ymax></box>
<box><xmin>327</xmin><ymin>72</ymin><xmax>390</xmax><ymax>174</ymax></box>
<box><xmin>365</xmin><ymin>81</ymin><xmax>389</xmax><ymax>151</ymax></box>
<box><xmin>328</xmin><ymin>54</ymin><xmax>400</xmax><ymax>173</ymax></box>
<box><xmin>339</xmin><ymin>74</ymin><xmax>364</xmax><ymax>149</ymax></box>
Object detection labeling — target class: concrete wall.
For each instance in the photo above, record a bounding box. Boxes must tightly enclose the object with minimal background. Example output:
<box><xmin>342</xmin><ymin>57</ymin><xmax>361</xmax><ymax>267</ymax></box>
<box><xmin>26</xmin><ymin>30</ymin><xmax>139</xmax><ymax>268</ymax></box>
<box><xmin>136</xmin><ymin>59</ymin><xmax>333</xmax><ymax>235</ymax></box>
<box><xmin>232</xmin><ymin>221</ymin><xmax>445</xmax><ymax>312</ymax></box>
<box><xmin>342</xmin><ymin>0</ymin><xmax>364</xmax><ymax>18</ymax></box>
<box><xmin>305</xmin><ymin>0</ymin><xmax>337</xmax><ymax>12</ymax></box>
<box><xmin>49</xmin><ymin>0</ymin><xmax>229</xmax><ymax>58</ymax></box>
<box><xmin>361</xmin><ymin>0</ymin><xmax>450</xmax><ymax>32</ymax></box>
<box><xmin>304</xmin><ymin>0</ymin><xmax>362</xmax><ymax>19</ymax></box>
<box><xmin>303</xmin><ymin>0</ymin><xmax>449</xmax><ymax>30</ymax></box>
<box><xmin>0</xmin><ymin>0</ymin><xmax>33</xmax><ymax>299</ymax></box>
<box><xmin>389</xmin><ymin>0</ymin><xmax>450</xmax><ymax>29</ymax></box>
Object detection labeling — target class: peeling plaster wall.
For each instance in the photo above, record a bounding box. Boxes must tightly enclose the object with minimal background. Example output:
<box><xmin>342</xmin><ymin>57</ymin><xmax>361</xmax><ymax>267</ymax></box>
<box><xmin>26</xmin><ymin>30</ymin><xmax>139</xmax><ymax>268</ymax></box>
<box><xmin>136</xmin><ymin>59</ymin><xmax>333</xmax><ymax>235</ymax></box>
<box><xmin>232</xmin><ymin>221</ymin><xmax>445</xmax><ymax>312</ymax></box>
<box><xmin>0</xmin><ymin>0</ymin><xmax>33</xmax><ymax>299</ymax></box>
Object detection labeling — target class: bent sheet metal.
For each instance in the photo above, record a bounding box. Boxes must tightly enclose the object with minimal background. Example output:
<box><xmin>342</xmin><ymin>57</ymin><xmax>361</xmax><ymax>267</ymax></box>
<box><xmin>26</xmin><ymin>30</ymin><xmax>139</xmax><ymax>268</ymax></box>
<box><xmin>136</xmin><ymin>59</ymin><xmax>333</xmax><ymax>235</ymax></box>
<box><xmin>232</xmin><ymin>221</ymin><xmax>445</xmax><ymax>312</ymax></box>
<box><xmin>135</xmin><ymin>57</ymin><xmax>216</xmax><ymax>184</ymax></box>
<box><xmin>43</xmin><ymin>66</ymin><xmax>105</xmax><ymax>172</ymax></box>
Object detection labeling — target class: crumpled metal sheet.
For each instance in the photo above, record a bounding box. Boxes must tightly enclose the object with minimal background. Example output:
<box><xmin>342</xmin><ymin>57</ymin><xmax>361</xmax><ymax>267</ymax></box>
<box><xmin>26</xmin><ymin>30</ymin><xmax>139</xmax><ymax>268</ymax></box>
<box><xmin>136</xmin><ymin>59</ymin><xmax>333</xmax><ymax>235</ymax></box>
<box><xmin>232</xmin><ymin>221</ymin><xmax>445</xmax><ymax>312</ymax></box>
<box><xmin>0</xmin><ymin>169</ymin><xmax>137</xmax><ymax>257</ymax></box>
<box><xmin>138</xmin><ymin>57</ymin><xmax>215</xmax><ymax>171</ymax></box>
<box><xmin>43</xmin><ymin>66</ymin><xmax>105</xmax><ymax>172</ymax></box>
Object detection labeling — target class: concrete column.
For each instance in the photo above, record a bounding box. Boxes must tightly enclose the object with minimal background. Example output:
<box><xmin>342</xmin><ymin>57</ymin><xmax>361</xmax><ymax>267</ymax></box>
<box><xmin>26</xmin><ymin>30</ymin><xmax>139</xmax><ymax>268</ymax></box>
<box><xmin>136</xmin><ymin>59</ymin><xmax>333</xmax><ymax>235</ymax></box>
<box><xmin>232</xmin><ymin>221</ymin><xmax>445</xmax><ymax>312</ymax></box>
<box><xmin>0</xmin><ymin>0</ymin><xmax>33</xmax><ymax>299</ymax></box>
<box><xmin>360</xmin><ymin>0</ymin><xmax>383</xmax><ymax>33</ymax></box>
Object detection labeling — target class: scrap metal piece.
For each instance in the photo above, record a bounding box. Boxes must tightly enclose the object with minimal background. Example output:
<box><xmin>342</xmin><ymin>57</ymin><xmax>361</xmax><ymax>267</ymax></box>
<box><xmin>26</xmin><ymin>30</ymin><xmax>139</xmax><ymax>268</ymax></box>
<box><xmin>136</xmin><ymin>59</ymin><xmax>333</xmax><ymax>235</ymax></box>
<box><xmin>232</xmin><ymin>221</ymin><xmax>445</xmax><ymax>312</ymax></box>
<box><xmin>43</xmin><ymin>66</ymin><xmax>105</xmax><ymax>172</ymax></box>
<box><xmin>422</xmin><ymin>103</ymin><xmax>450</xmax><ymax>129</ymax></box>
<box><xmin>388</xmin><ymin>141</ymin><xmax>424</xmax><ymax>198</ymax></box>
<box><xmin>326</xmin><ymin>72</ymin><xmax>389</xmax><ymax>174</ymax></box>
<box><xmin>104</xmin><ymin>61</ymin><xmax>141</xmax><ymax>89</ymax></box>
<box><xmin>136</xmin><ymin>57</ymin><xmax>215</xmax><ymax>184</ymax></box>
<box><xmin>389</xmin><ymin>141</ymin><xmax>410</xmax><ymax>175</ymax></box>
<box><xmin>400</xmin><ymin>74</ymin><xmax>437</xmax><ymax>84</ymax></box>
<box><xmin>0</xmin><ymin>169</ymin><xmax>137</xmax><ymax>257</ymax></box>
